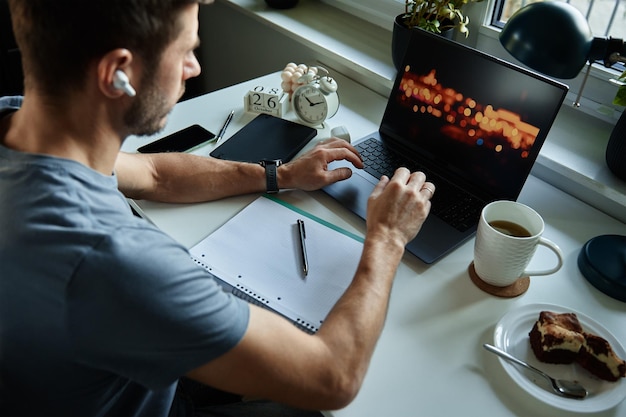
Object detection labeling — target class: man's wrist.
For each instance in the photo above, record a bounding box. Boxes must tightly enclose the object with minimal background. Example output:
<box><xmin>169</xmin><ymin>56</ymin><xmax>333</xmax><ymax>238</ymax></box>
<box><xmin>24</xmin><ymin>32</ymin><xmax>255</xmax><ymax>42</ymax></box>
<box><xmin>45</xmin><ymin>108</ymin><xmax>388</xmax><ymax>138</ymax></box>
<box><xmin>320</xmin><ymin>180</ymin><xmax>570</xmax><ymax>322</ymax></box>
<box><xmin>259</xmin><ymin>159</ymin><xmax>282</xmax><ymax>194</ymax></box>
<box><xmin>364</xmin><ymin>229</ymin><xmax>407</xmax><ymax>258</ymax></box>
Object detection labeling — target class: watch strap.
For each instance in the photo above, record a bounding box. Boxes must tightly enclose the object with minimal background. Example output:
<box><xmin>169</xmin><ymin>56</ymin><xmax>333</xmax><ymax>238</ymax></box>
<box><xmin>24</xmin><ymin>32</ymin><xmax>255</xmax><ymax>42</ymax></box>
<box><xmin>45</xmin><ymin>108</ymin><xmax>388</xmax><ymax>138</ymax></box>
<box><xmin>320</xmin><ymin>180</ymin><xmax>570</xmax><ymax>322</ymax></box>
<box><xmin>260</xmin><ymin>159</ymin><xmax>282</xmax><ymax>194</ymax></box>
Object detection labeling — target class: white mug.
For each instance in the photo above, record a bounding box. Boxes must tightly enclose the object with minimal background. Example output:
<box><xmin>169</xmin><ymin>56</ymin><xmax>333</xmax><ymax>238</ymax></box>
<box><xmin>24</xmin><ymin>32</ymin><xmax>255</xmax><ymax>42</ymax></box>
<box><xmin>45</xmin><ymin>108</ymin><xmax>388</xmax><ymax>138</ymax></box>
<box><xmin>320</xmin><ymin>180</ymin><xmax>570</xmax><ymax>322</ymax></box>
<box><xmin>473</xmin><ymin>200</ymin><xmax>563</xmax><ymax>287</ymax></box>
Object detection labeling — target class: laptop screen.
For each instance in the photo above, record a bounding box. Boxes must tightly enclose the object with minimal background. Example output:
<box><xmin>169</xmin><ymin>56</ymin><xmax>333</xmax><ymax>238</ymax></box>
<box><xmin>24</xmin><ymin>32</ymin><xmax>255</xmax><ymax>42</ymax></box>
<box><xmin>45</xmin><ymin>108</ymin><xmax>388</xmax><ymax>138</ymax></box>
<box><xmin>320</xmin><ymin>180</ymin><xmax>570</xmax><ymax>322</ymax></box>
<box><xmin>380</xmin><ymin>30</ymin><xmax>568</xmax><ymax>201</ymax></box>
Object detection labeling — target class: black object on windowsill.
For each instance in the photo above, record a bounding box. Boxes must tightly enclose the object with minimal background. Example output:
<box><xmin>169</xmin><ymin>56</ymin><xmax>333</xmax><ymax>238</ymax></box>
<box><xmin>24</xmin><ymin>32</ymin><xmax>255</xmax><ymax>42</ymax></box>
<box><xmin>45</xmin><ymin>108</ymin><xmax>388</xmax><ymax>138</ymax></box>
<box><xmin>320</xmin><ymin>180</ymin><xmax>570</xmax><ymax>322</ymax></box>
<box><xmin>265</xmin><ymin>0</ymin><xmax>298</xmax><ymax>9</ymax></box>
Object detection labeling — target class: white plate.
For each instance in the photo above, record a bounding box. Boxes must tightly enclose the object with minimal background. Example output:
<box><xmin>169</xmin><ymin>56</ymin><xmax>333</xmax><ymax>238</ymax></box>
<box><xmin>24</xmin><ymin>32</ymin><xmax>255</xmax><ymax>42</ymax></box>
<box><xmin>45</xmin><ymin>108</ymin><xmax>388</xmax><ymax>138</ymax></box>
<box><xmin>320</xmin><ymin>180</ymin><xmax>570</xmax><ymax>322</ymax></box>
<box><xmin>494</xmin><ymin>303</ymin><xmax>626</xmax><ymax>413</ymax></box>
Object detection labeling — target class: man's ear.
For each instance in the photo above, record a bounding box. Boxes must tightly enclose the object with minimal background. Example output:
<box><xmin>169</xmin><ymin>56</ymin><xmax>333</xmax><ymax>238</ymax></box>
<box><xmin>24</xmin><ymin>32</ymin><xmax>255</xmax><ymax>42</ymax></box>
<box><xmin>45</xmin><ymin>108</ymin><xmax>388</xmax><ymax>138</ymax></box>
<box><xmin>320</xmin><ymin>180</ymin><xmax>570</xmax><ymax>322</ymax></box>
<box><xmin>98</xmin><ymin>49</ymin><xmax>135</xmax><ymax>98</ymax></box>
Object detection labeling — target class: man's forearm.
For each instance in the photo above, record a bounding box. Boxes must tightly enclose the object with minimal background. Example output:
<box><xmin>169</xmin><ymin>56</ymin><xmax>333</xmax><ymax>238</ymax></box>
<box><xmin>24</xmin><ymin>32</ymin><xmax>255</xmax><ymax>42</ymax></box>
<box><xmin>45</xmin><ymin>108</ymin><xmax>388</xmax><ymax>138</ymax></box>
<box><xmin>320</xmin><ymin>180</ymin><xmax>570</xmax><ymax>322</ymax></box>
<box><xmin>116</xmin><ymin>139</ymin><xmax>362</xmax><ymax>203</ymax></box>
<box><xmin>116</xmin><ymin>152</ymin><xmax>266</xmax><ymax>203</ymax></box>
<box><xmin>314</xmin><ymin>235</ymin><xmax>405</xmax><ymax>395</ymax></box>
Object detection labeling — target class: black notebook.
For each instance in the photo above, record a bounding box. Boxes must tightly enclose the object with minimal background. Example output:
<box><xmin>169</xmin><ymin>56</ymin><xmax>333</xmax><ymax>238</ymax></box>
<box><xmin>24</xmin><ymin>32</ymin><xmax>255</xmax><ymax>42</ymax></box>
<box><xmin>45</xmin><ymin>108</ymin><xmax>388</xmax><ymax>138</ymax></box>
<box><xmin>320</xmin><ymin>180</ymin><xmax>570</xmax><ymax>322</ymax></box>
<box><xmin>210</xmin><ymin>113</ymin><xmax>317</xmax><ymax>163</ymax></box>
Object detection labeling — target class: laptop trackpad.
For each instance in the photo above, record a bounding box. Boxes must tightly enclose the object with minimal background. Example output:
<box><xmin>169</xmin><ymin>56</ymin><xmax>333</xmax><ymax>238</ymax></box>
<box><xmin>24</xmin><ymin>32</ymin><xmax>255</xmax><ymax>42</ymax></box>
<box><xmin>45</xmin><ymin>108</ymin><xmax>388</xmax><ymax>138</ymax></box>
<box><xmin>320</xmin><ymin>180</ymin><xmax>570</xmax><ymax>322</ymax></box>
<box><xmin>323</xmin><ymin>165</ymin><xmax>377</xmax><ymax>219</ymax></box>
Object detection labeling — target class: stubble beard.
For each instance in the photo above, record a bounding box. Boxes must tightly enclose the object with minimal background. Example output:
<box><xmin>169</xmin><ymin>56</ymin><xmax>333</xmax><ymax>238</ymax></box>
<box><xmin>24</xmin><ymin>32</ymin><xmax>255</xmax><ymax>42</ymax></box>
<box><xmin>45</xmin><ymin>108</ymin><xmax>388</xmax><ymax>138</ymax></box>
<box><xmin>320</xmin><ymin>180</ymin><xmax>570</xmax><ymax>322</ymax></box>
<box><xmin>124</xmin><ymin>69</ymin><xmax>185</xmax><ymax>137</ymax></box>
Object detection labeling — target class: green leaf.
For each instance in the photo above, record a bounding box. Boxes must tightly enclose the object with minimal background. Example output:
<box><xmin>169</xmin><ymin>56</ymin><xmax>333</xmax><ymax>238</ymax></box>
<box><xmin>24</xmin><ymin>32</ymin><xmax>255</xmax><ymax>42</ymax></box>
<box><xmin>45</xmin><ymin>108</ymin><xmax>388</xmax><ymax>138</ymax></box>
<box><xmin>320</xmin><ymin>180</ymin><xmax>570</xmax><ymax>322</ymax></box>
<box><xmin>614</xmin><ymin>85</ymin><xmax>626</xmax><ymax>107</ymax></box>
<box><xmin>614</xmin><ymin>70</ymin><xmax>626</xmax><ymax>107</ymax></box>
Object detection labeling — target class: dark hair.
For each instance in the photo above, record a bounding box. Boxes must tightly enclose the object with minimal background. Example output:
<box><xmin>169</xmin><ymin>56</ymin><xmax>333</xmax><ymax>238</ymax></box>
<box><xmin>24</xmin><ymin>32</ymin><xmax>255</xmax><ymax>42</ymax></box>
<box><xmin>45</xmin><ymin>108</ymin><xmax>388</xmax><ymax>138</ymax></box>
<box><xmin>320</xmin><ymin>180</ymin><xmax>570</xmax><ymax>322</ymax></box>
<box><xmin>8</xmin><ymin>0</ymin><xmax>206</xmax><ymax>96</ymax></box>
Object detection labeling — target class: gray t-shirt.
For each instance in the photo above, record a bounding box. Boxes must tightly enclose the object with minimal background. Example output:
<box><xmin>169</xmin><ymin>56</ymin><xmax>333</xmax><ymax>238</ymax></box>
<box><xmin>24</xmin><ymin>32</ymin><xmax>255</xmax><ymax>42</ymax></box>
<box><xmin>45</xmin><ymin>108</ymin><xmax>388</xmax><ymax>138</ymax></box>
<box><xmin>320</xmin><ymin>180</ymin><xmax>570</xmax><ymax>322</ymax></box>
<box><xmin>0</xmin><ymin>97</ymin><xmax>250</xmax><ymax>416</ymax></box>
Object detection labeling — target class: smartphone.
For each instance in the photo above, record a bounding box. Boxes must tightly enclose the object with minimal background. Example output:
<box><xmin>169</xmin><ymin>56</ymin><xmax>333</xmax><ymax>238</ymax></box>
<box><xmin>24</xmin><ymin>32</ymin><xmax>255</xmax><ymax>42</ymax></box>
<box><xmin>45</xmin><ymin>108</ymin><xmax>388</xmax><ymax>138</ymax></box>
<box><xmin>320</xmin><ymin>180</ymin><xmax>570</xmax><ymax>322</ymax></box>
<box><xmin>137</xmin><ymin>124</ymin><xmax>215</xmax><ymax>153</ymax></box>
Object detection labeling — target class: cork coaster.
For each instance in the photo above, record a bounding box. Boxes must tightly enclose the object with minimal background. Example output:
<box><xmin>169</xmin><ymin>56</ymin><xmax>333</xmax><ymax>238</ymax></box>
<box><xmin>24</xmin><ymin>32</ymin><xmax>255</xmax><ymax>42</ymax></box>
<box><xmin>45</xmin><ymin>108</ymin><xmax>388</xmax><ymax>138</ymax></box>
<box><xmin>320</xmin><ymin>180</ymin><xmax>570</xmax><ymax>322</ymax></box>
<box><xmin>468</xmin><ymin>262</ymin><xmax>530</xmax><ymax>298</ymax></box>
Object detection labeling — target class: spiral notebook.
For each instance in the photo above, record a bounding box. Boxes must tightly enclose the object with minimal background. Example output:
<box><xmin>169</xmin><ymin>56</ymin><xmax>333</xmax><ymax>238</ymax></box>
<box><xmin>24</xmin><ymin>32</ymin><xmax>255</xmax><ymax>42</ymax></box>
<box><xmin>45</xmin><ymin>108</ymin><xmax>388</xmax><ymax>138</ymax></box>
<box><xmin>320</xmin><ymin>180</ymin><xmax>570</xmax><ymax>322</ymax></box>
<box><xmin>189</xmin><ymin>195</ymin><xmax>364</xmax><ymax>333</ymax></box>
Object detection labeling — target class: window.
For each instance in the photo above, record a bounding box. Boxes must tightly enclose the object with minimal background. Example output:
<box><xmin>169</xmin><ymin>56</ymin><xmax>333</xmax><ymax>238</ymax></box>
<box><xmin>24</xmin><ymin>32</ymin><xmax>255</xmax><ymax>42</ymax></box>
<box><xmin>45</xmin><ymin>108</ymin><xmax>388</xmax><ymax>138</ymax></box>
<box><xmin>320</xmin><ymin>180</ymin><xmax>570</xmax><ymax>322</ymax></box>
<box><xmin>492</xmin><ymin>0</ymin><xmax>626</xmax><ymax>39</ymax></box>
<box><xmin>491</xmin><ymin>0</ymin><xmax>625</xmax><ymax>119</ymax></box>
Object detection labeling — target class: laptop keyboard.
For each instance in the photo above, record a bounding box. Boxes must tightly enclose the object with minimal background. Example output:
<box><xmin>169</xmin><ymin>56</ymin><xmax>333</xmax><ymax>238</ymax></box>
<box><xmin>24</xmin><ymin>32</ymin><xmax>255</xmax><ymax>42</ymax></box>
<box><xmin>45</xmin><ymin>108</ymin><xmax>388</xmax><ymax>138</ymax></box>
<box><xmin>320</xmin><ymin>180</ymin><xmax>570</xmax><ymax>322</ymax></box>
<box><xmin>355</xmin><ymin>137</ymin><xmax>485</xmax><ymax>232</ymax></box>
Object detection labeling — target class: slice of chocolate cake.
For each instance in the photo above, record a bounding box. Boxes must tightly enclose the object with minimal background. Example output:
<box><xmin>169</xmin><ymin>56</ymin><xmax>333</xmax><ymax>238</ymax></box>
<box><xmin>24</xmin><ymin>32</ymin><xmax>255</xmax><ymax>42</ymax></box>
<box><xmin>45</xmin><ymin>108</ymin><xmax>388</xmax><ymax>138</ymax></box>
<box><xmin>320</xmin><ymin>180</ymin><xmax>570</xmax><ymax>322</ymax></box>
<box><xmin>578</xmin><ymin>333</ymin><xmax>626</xmax><ymax>382</ymax></box>
<box><xmin>528</xmin><ymin>311</ymin><xmax>585</xmax><ymax>364</ymax></box>
<box><xmin>528</xmin><ymin>310</ymin><xmax>626</xmax><ymax>382</ymax></box>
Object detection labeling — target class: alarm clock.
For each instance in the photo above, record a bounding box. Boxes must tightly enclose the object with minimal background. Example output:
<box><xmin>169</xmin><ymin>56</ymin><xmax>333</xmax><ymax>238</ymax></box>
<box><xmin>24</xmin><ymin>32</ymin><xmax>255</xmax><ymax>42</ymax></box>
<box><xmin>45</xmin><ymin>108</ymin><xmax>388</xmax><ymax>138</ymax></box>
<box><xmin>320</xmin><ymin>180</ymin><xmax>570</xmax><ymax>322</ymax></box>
<box><xmin>244</xmin><ymin>85</ymin><xmax>289</xmax><ymax>118</ymax></box>
<box><xmin>292</xmin><ymin>69</ymin><xmax>339</xmax><ymax>127</ymax></box>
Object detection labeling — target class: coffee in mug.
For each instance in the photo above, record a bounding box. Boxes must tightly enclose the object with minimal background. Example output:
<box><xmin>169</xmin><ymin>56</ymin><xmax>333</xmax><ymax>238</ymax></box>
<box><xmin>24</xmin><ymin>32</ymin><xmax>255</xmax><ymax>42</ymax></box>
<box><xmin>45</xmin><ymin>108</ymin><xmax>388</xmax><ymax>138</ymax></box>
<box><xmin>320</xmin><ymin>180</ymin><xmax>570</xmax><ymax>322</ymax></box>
<box><xmin>487</xmin><ymin>220</ymin><xmax>531</xmax><ymax>238</ymax></box>
<box><xmin>473</xmin><ymin>200</ymin><xmax>563</xmax><ymax>287</ymax></box>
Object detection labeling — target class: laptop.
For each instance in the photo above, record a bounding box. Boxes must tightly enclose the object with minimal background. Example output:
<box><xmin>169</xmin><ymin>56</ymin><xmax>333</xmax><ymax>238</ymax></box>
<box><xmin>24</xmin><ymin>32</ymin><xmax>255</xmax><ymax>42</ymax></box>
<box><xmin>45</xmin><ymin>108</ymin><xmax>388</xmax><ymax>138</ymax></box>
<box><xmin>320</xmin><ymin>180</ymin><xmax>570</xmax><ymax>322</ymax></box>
<box><xmin>323</xmin><ymin>29</ymin><xmax>568</xmax><ymax>264</ymax></box>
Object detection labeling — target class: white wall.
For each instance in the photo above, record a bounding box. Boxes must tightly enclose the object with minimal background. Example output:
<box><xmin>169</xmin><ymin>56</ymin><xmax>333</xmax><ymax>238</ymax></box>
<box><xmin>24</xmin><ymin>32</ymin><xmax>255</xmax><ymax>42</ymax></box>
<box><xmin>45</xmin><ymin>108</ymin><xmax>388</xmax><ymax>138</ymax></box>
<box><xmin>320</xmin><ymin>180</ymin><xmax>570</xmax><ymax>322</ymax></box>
<box><xmin>197</xmin><ymin>2</ymin><xmax>316</xmax><ymax>93</ymax></box>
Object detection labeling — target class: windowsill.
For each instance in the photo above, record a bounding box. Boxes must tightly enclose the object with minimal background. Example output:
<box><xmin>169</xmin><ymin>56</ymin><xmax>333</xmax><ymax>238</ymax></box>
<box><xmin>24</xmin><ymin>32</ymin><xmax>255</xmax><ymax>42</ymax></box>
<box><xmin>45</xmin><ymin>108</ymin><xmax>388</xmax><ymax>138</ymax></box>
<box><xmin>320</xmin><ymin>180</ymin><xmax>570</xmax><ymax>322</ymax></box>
<box><xmin>219</xmin><ymin>0</ymin><xmax>396</xmax><ymax>96</ymax></box>
<box><xmin>221</xmin><ymin>0</ymin><xmax>626</xmax><ymax>223</ymax></box>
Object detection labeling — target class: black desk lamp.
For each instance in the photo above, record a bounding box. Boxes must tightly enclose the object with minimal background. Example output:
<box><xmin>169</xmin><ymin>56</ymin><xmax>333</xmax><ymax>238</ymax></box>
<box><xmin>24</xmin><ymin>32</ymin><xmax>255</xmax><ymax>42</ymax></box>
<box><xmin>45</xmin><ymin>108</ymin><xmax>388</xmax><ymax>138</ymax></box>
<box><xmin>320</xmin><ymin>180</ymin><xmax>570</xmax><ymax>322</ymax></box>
<box><xmin>499</xmin><ymin>1</ymin><xmax>626</xmax><ymax>303</ymax></box>
<box><xmin>499</xmin><ymin>1</ymin><xmax>626</xmax><ymax>79</ymax></box>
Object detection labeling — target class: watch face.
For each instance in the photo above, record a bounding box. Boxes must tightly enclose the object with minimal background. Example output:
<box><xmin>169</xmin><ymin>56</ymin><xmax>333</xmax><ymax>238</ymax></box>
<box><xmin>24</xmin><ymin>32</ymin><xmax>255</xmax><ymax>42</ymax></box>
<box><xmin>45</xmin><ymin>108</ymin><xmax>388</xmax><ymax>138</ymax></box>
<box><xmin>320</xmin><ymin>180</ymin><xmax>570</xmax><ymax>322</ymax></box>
<box><xmin>293</xmin><ymin>85</ymin><xmax>328</xmax><ymax>124</ymax></box>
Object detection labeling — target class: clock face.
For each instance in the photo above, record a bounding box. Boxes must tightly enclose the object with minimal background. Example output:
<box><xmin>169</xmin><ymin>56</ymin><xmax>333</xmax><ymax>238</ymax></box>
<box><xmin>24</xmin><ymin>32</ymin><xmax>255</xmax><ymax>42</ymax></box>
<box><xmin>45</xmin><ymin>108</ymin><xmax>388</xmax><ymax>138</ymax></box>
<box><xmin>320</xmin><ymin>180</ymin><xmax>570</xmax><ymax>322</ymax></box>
<box><xmin>293</xmin><ymin>85</ymin><xmax>329</xmax><ymax>124</ymax></box>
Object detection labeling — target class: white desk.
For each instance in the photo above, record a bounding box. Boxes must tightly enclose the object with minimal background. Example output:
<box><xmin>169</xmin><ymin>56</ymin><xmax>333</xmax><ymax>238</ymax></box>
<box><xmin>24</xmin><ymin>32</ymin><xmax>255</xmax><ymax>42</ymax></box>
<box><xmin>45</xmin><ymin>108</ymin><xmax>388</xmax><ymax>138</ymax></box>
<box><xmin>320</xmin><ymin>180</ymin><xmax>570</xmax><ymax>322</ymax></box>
<box><xmin>123</xmin><ymin>71</ymin><xmax>626</xmax><ymax>417</ymax></box>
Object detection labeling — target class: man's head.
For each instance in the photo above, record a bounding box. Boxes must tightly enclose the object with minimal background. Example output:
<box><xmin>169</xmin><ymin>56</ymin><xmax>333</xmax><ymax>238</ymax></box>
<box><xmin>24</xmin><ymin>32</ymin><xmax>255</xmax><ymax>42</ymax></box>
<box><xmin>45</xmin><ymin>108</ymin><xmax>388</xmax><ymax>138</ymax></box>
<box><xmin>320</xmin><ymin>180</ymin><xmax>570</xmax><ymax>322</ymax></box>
<box><xmin>8</xmin><ymin>0</ymin><xmax>210</xmax><ymax>135</ymax></box>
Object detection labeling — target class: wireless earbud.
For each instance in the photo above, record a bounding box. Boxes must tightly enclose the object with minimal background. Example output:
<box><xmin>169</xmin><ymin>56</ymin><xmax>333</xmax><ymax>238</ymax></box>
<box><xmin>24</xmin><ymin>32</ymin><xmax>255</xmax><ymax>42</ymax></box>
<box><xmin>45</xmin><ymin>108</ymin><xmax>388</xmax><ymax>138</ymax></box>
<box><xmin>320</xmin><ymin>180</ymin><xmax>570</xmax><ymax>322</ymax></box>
<box><xmin>113</xmin><ymin>70</ymin><xmax>136</xmax><ymax>97</ymax></box>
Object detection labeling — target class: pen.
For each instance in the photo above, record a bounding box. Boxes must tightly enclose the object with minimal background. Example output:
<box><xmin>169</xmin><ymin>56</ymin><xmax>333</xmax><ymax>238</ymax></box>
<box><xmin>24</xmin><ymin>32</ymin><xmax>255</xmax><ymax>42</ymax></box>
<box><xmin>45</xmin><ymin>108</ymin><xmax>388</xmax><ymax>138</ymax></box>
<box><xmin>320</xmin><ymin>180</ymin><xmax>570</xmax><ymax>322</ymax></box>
<box><xmin>297</xmin><ymin>219</ymin><xmax>309</xmax><ymax>276</ymax></box>
<box><xmin>214</xmin><ymin>109</ymin><xmax>235</xmax><ymax>146</ymax></box>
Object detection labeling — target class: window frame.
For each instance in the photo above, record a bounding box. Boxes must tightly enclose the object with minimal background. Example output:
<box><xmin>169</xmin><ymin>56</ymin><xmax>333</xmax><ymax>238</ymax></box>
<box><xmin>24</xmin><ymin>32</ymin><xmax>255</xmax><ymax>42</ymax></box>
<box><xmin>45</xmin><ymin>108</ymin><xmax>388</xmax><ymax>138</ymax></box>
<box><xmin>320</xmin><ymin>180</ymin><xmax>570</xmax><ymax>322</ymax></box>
<box><xmin>490</xmin><ymin>0</ymin><xmax>507</xmax><ymax>29</ymax></box>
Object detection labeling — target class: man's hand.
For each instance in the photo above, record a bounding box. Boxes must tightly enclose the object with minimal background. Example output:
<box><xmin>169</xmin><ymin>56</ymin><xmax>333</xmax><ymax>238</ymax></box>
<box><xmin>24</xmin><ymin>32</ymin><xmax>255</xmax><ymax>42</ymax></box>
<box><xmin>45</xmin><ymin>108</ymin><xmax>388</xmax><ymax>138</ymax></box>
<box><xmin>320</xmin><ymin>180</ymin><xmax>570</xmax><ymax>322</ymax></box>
<box><xmin>366</xmin><ymin>167</ymin><xmax>435</xmax><ymax>249</ymax></box>
<box><xmin>278</xmin><ymin>138</ymin><xmax>363</xmax><ymax>191</ymax></box>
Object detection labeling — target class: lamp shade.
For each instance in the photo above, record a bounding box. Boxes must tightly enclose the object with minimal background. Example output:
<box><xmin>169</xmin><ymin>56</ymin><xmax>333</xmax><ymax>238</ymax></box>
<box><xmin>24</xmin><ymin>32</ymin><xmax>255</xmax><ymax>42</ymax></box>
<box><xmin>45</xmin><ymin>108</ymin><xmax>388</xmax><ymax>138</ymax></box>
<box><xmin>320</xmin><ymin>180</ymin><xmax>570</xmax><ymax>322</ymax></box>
<box><xmin>499</xmin><ymin>1</ymin><xmax>593</xmax><ymax>79</ymax></box>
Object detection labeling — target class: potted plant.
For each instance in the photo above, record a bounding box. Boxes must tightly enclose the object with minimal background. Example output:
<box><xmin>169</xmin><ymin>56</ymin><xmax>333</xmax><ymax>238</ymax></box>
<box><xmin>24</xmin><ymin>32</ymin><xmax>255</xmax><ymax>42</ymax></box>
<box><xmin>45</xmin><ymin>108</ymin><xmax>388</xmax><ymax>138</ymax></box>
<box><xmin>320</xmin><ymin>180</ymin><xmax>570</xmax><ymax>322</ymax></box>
<box><xmin>605</xmin><ymin>69</ymin><xmax>626</xmax><ymax>181</ymax></box>
<box><xmin>401</xmin><ymin>0</ymin><xmax>474</xmax><ymax>35</ymax></box>
<box><xmin>392</xmin><ymin>0</ymin><xmax>481</xmax><ymax>71</ymax></box>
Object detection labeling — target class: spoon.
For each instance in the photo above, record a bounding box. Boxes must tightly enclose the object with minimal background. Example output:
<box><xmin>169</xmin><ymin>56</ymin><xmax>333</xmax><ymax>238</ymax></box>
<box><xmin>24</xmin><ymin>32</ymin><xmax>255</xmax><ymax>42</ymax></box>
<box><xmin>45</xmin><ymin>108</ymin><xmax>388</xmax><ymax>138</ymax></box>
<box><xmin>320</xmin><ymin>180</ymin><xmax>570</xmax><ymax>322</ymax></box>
<box><xmin>483</xmin><ymin>343</ymin><xmax>588</xmax><ymax>399</ymax></box>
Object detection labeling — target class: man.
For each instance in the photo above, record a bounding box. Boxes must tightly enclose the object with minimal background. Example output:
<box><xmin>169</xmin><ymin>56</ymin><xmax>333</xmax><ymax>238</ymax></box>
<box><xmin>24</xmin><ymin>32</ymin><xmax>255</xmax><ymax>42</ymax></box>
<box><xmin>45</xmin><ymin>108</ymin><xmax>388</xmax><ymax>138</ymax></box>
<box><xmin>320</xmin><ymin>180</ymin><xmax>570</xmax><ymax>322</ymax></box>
<box><xmin>0</xmin><ymin>1</ymin><xmax>435</xmax><ymax>416</ymax></box>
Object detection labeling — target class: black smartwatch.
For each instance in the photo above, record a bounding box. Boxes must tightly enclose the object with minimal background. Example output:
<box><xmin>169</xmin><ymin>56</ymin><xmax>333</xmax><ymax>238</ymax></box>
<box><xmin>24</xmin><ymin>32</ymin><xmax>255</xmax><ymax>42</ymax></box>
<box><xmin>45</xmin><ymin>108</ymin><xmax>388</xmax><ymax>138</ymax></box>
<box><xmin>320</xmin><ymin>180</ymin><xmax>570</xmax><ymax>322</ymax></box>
<box><xmin>259</xmin><ymin>159</ymin><xmax>282</xmax><ymax>194</ymax></box>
